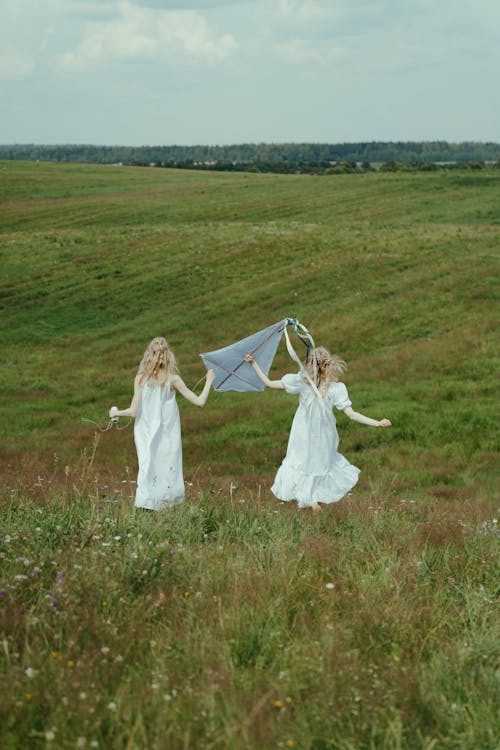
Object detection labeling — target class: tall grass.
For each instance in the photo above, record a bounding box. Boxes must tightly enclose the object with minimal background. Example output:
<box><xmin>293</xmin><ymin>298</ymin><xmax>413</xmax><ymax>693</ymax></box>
<box><xmin>1</xmin><ymin>475</ymin><xmax>498</xmax><ymax>749</ymax></box>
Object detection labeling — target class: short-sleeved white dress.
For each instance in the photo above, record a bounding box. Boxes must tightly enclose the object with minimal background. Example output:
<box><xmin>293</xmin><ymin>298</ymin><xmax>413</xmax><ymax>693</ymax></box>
<box><xmin>271</xmin><ymin>373</ymin><xmax>360</xmax><ymax>508</ymax></box>
<box><xmin>134</xmin><ymin>383</ymin><xmax>185</xmax><ymax>511</ymax></box>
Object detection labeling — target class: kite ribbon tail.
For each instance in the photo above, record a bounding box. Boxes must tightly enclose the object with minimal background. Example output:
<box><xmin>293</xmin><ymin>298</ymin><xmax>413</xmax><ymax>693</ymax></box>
<box><xmin>283</xmin><ymin>327</ymin><xmax>329</xmax><ymax>414</ymax></box>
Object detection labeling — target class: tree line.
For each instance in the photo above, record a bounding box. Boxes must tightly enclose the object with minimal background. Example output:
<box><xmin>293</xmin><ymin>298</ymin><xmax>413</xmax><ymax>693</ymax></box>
<box><xmin>1</xmin><ymin>141</ymin><xmax>499</xmax><ymax>174</ymax></box>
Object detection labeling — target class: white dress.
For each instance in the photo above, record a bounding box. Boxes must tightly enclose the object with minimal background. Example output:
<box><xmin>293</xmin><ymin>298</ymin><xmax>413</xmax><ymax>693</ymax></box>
<box><xmin>134</xmin><ymin>383</ymin><xmax>185</xmax><ymax>511</ymax></box>
<box><xmin>271</xmin><ymin>373</ymin><xmax>360</xmax><ymax>508</ymax></box>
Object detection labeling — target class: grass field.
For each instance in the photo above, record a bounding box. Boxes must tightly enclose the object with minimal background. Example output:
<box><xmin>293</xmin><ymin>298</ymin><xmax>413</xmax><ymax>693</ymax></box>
<box><xmin>0</xmin><ymin>161</ymin><xmax>499</xmax><ymax>749</ymax></box>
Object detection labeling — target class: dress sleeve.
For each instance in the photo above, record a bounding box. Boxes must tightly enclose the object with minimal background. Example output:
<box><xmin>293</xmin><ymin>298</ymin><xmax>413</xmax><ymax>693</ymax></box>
<box><xmin>331</xmin><ymin>382</ymin><xmax>352</xmax><ymax>410</ymax></box>
<box><xmin>281</xmin><ymin>373</ymin><xmax>303</xmax><ymax>394</ymax></box>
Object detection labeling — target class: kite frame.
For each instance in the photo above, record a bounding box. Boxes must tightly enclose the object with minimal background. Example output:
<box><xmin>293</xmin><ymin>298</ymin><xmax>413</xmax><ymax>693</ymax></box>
<box><xmin>201</xmin><ymin>318</ymin><xmax>315</xmax><ymax>393</ymax></box>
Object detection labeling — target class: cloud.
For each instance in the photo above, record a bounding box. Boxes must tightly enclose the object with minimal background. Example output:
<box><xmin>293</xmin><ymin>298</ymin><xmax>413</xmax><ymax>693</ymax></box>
<box><xmin>57</xmin><ymin>1</ymin><xmax>237</xmax><ymax>71</ymax></box>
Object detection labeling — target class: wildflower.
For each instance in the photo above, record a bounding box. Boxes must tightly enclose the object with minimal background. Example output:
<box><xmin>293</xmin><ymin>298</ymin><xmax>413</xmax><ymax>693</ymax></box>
<box><xmin>285</xmin><ymin>696</ymin><xmax>292</xmax><ymax>703</ymax></box>
<box><xmin>25</xmin><ymin>667</ymin><xmax>36</xmax><ymax>679</ymax></box>
<box><xmin>51</xmin><ymin>651</ymin><xmax>60</xmax><ymax>660</ymax></box>
<box><xmin>56</xmin><ymin>571</ymin><xmax>63</xmax><ymax>584</ymax></box>
<box><xmin>45</xmin><ymin>730</ymin><xmax>56</xmax><ymax>741</ymax></box>
<box><xmin>108</xmin><ymin>701</ymin><xmax>117</xmax><ymax>711</ymax></box>
<box><xmin>325</xmin><ymin>582</ymin><xmax>335</xmax><ymax>590</ymax></box>
<box><xmin>76</xmin><ymin>739</ymin><xmax>87</xmax><ymax>748</ymax></box>
<box><xmin>101</xmin><ymin>601</ymin><xmax>107</xmax><ymax>607</ymax></box>
<box><xmin>286</xmin><ymin>741</ymin><xmax>296</xmax><ymax>748</ymax></box>
<box><xmin>101</xmin><ymin>647</ymin><xmax>110</xmax><ymax>654</ymax></box>
<box><xmin>24</xmin><ymin>693</ymin><xmax>33</xmax><ymax>700</ymax></box>
<box><xmin>273</xmin><ymin>699</ymin><xmax>284</xmax><ymax>709</ymax></box>
<box><xmin>67</xmin><ymin>660</ymin><xmax>75</xmax><ymax>668</ymax></box>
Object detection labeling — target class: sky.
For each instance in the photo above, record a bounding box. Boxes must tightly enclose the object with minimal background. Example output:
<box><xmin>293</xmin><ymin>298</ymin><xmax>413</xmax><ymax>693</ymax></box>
<box><xmin>1</xmin><ymin>0</ymin><xmax>499</xmax><ymax>146</ymax></box>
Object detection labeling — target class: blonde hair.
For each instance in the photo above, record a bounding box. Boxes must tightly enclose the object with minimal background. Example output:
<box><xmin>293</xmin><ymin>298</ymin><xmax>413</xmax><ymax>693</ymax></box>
<box><xmin>304</xmin><ymin>346</ymin><xmax>347</xmax><ymax>388</ymax></box>
<box><xmin>137</xmin><ymin>337</ymin><xmax>178</xmax><ymax>386</ymax></box>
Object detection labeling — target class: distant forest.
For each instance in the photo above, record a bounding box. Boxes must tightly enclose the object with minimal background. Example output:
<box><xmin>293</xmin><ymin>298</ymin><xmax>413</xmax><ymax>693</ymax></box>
<box><xmin>1</xmin><ymin>141</ymin><xmax>499</xmax><ymax>174</ymax></box>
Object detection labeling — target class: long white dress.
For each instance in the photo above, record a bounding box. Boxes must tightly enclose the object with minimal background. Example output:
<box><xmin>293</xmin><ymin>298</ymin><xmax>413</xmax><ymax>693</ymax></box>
<box><xmin>134</xmin><ymin>383</ymin><xmax>185</xmax><ymax>511</ymax></box>
<box><xmin>271</xmin><ymin>373</ymin><xmax>360</xmax><ymax>508</ymax></box>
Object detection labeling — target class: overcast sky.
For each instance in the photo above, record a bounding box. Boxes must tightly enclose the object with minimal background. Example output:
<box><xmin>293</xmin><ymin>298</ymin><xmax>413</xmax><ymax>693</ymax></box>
<box><xmin>1</xmin><ymin>0</ymin><xmax>499</xmax><ymax>146</ymax></box>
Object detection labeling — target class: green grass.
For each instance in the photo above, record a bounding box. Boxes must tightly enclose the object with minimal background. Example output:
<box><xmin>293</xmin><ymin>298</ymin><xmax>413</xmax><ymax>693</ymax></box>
<box><xmin>0</xmin><ymin>487</ymin><xmax>498</xmax><ymax>749</ymax></box>
<box><xmin>0</xmin><ymin>161</ymin><xmax>499</xmax><ymax>748</ymax></box>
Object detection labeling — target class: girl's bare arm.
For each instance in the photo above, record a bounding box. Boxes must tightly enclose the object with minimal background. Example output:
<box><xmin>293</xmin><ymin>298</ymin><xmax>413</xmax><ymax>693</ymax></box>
<box><xmin>244</xmin><ymin>354</ymin><xmax>284</xmax><ymax>389</ymax></box>
<box><xmin>172</xmin><ymin>370</ymin><xmax>215</xmax><ymax>407</ymax></box>
<box><xmin>109</xmin><ymin>376</ymin><xmax>142</xmax><ymax>418</ymax></box>
<box><xmin>343</xmin><ymin>406</ymin><xmax>391</xmax><ymax>427</ymax></box>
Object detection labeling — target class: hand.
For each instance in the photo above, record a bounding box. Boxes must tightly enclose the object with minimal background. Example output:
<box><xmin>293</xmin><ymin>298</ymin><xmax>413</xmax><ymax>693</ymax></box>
<box><xmin>378</xmin><ymin>419</ymin><xmax>392</xmax><ymax>427</ymax></box>
<box><xmin>244</xmin><ymin>353</ymin><xmax>254</xmax><ymax>363</ymax></box>
<box><xmin>206</xmin><ymin>369</ymin><xmax>216</xmax><ymax>384</ymax></box>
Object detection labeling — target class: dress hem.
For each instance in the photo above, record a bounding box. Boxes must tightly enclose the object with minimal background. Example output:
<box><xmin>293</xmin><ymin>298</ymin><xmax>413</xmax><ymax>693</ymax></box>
<box><xmin>135</xmin><ymin>496</ymin><xmax>184</xmax><ymax>511</ymax></box>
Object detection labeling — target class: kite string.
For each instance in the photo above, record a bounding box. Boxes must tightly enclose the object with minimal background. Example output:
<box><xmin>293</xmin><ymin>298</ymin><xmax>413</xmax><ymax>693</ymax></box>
<box><xmin>81</xmin><ymin>417</ymin><xmax>115</xmax><ymax>433</ymax></box>
<box><xmin>190</xmin><ymin>372</ymin><xmax>208</xmax><ymax>392</ymax></box>
<box><xmin>80</xmin><ymin>417</ymin><xmax>133</xmax><ymax>432</ymax></box>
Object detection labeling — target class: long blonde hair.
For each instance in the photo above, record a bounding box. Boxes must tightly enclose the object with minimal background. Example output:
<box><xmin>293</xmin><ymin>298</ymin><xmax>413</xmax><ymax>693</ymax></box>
<box><xmin>305</xmin><ymin>346</ymin><xmax>347</xmax><ymax>389</ymax></box>
<box><xmin>137</xmin><ymin>337</ymin><xmax>178</xmax><ymax>386</ymax></box>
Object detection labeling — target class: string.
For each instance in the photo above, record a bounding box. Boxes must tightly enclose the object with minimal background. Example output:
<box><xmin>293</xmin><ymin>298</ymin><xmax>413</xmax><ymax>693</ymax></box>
<box><xmin>80</xmin><ymin>417</ymin><xmax>133</xmax><ymax>432</ymax></box>
<box><xmin>190</xmin><ymin>372</ymin><xmax>208</xmax><ymax>392</ymax></box>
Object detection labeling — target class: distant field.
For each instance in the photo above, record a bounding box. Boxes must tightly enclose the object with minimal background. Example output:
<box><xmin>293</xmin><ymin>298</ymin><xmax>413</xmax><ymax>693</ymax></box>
<box><xmin>0</xmin><ymin>161</ymin><xmax>498</xmax><ymax>749</ymax></box>
<box><xmin>1</xmin><ymin>160</ymin><xmax>498</xmax><ymax>490</ymax></box>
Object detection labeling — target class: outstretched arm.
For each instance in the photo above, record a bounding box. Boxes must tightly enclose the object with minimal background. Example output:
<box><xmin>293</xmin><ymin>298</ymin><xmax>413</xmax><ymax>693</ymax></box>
<box><xmin>172</xmin><ymin>370</ymin><xmax>215</xmax><ymax>407</ymax></box>
<box><xmin>343</xmin><ymin>406</ymin><xmax>391</xmax><ymax>428</ymax></box>
<box><xmin>244</xmin><ymin>354</ymin><xmax>285</xmax><ymax>390</ymax></box>
<box><xmin>109</xmin><ymin>376</ymin><xmax>142</xmax><ymax>419</ymax></box>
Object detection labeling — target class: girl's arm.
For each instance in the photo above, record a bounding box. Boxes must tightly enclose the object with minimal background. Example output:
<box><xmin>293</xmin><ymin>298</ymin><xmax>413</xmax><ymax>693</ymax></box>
<box><xmin>244</xmin><ymin>354</ymin><xmax>285</xmax><ymax>390</ymax></box>
<box><xmin>171</xmin><ymin>369</ymin><xmax>215</xmax><ymax>407</ymax></box>
<box><xmin>343</xmin><ymin>406</ymin><xmax>391</xmax><ymax>428</ymax></box>
<box><xmin>109</xmin><ymin>376</ymin><xmax>142</xmax><ymax>419</ymax></box>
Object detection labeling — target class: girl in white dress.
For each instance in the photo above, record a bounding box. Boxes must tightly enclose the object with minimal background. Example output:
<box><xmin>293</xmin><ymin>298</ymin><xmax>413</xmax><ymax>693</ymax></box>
<box><xmin>245</xmin><ymin>348</ymin><xmax>391</xmax><ymax>512</ymax></box>
<box><xmin>109</xmin><ymin>337</ymin><xmax>215</xmax><ymax>511</ymax></box>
